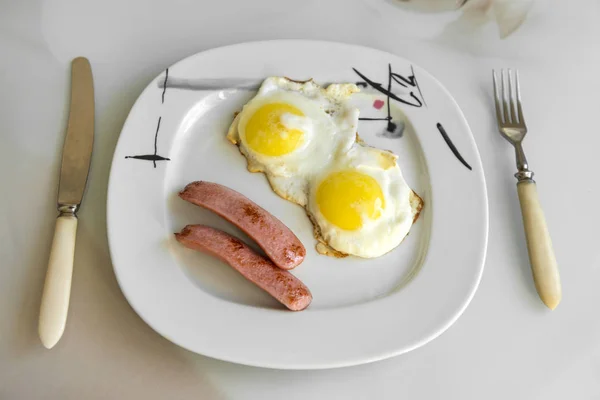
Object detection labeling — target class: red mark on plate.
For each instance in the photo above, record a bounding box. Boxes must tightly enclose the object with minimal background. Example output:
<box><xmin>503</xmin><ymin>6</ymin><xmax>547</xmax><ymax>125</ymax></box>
<box><xmin>373</xmin><ymin>99</ymin><xmax>385</xmax><ymax>110</ymax></box>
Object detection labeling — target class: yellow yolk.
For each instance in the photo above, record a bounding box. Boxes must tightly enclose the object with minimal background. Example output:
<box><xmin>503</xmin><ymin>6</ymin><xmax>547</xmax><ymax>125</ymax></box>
<box><xmin>244</xmin><ymin>103</ymin><xmax>305</xmax><ymax>156</ymax></box>
<box><xmin>316</xmin><ymin>170</ymin><xmax>385</xmax><ymax>231</ymax></box>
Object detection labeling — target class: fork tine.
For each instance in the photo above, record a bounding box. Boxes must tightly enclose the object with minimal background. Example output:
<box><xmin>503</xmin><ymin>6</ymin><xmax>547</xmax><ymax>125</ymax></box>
<box><xmin>515</xmin><ymin>70</ymin><xmax>525</xmax><ymax>124</ymax></box>
<box><xmin>508</xmin><ymin>69</ymin><xmax>517</xmax><ymax>123</ymax></box>
<box><xmin>501</xmin><ymin>69</ymin><xmax>511</xmax><ymax>123</ymax></box>
<box><xmin>492</xmin><ymin>70</ymin><xmax>503</xmax><ymax>124</ymax></box>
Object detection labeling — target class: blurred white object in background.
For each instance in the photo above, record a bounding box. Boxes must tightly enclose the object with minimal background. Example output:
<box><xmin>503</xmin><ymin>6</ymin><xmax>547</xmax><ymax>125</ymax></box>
<box><xmin>387</xmin><ymin>0</ymin><xmax>534</xmax><ymax>38</ymax></box>
<box><xmin>462</xmin><ymin>0</ymin><xmax>534</xmax><ymax>38</ymax></box>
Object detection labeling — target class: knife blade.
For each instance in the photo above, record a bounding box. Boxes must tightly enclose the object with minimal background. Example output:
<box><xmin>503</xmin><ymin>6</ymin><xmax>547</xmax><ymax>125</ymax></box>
<box><xmin>58</xmin><ymin>57</ymin><xmax>94</xmax><ymax>209</ymax></box>
<box><xmin>39</xmin><ymin>57</ymin><xmax>94</xmax><ymax>349</ymax></box>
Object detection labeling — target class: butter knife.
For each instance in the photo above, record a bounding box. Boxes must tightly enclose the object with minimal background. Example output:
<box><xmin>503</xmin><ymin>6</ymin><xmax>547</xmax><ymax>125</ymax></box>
<box><xmin>39</xmin><ymin>57</ymin><xmax>94</xmax><ymax>348</ymax></box>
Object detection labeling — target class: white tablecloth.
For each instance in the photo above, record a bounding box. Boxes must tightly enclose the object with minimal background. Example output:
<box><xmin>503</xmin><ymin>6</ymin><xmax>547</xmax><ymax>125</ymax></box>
<box><xmin>2</xmin><ymin>1</ymin><xmax>599</xmax><ymax>398</ymax></box>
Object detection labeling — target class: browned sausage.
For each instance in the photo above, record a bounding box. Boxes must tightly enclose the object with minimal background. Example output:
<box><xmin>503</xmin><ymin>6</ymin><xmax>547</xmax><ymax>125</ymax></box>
<box><xmin>179</xmin><ymin>181</ymin><xmax>306</xmax><ymax>270</ymax></box>
<box><xmin>174</xmin><ymin>225</ymin><xmax>312</xmax><ymax>311</ymax></box>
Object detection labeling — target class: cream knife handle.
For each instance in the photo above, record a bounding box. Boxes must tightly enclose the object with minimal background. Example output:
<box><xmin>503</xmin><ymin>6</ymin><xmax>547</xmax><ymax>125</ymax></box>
<box><xmin>517</xmin><ymin>181</ymin><xmax>561</xmax><ymax>310</ymax></box>
<box><xmin>39</xmin><ymin>214</ymin><xmax>78</xmax><ymax>348</ymax></box>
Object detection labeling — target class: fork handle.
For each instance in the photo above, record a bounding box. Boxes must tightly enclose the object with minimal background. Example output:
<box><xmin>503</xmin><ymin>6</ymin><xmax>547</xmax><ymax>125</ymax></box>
<box><xmin>516</xmin><ymin>180</ymin><xmax>561</xmax><ymax>310</ymax></box>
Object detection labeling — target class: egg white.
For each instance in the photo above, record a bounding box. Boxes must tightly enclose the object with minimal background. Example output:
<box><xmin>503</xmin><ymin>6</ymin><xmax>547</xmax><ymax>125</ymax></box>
<box><xmin>227</xmin><ymin>77</ymin><xmax>420</xmax><ymax>258</ymax></box>
<box><xmin>306</xmin><ymin>144</ymin><xmax>415</xmax><ymax>258</ymax></box>
<box><xmin>227</xmin><ymin>77</ymin><xmax>360</xmax><ymax>205</ymax></box>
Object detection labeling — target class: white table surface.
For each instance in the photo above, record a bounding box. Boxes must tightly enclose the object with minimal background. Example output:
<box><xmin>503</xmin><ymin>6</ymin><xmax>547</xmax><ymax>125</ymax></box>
<box><xmin>2</xmin><ymin>1</ymin><xmax>599</xmax><ymax>398</ymax></box>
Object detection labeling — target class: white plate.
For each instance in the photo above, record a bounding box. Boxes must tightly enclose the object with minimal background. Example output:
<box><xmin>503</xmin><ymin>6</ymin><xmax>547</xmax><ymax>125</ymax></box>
<box><xmin>107</xmin><ymin>40</ymin><xmax>488</xmax><ymax>369</ymax></box>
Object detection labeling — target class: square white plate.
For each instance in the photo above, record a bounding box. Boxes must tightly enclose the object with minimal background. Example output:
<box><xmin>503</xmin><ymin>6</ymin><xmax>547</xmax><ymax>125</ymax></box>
<box><xmin>107</xmin><ymin>40</ymin><xmax>488</xmax><ymax>369</ymax></box>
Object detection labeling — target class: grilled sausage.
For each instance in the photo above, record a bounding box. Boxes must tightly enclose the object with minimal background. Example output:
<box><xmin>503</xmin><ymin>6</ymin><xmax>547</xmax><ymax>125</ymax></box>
<box><xmin>179</xmin><ymin>181</ymin><xmax>305</xmax><ymax>270</ymax></box>
<box><xmin>175</xmin><ymin>224</ymin><xmax>312</xmax><ymax>311</ymax></box>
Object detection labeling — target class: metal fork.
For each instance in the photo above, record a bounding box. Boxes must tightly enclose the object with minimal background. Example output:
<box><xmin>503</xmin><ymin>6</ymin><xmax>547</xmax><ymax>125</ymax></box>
<box><xmin>492</xmin><ymin>69</ymin><xmax>561</xmax><ymax>310</ymax></box>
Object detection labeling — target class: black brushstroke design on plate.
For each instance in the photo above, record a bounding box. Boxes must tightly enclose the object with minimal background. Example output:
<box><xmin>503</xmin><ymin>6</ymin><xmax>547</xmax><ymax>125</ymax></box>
<box><xmin>353</xmin><ymin>64</ymin><xmax>424</xmax><ymax>109</ymax></box>
<box><xmin>161</xmin><ymin>68</ymin><xmax>169</xmax><ymax>104</ymax></box>
<box><xmin>379</xmin><ymin>120</ymin><xmax>405</xmax><ymax>139</ymax></box>
<box><xmin>409</xmin><ymin>65</ymin><xmax>426</xmax><ymax>108</ymax></box>
<box><xmin>354</xmin><ymin>64</ymin><xmax>471</xmax><ymax>170</ymax></box>
<box><xmin>436</xmin><ymin>123</ymin><xmax>472</xmax><ymax>171</ymax></box>
<box><xmin>125</xmin><ymin>116</ymin><xmax>171</xmax><ymax>168</ymax></box>
<box><xmin>125</xmin><ymin>68</ymin><xmax>171</xmax><ymax>168</ymax></box>
<box><xmin>355</xmin><ymin>63</ymin><xmax>423</xmax><ymax>135</ymax></box>
<box><xmin>385</xmin><ymin>64</ymin><xmax>394</xmax><ymax>132</ymax></box>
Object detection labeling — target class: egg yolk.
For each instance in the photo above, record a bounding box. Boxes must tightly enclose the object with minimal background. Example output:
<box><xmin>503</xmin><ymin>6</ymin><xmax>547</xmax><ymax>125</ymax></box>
<box><xmin>244</xmin><ymin>103</ymin><xmax>305</xmax><ymax>156</ymax></box>
<box><xmin>316</xmin><ymin>170</ymin><xmax>385</xmax><ymax>231</ymax></box>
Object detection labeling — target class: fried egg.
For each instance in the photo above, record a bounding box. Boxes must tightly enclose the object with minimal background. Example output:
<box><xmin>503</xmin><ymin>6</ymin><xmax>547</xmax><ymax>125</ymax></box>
<box><xmin>227</xmin><ymin>77</ymin><xmax>359</xmax><ymax>205</ymax></box>
<box><xmin>306</xmin><ymin>143</ymin><xmax>418</xmax><ymax>258</ymax></box>
<box><xmin>227</xmin><ymin>77</ymin><xmax>423</xmax><ymax>259</ymax></box>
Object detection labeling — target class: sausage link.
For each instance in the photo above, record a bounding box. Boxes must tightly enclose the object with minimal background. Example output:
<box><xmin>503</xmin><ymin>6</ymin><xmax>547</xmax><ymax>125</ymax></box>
<box><xmin>175</xmin><ymin>225</ymin><xmax>312</xmax><ymax>311</ymax></box>
<box><xmin>179</xmin><ymin>181</ymin><xmax>305</xmax><ymax>270</ymax></box>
